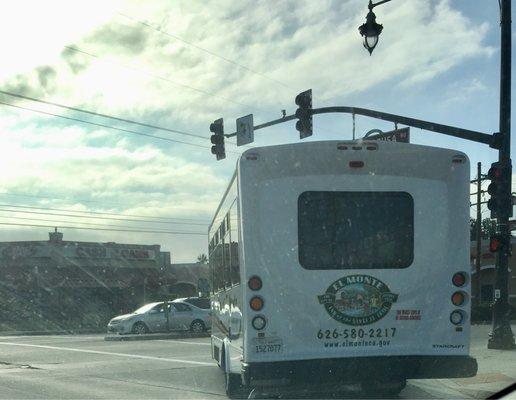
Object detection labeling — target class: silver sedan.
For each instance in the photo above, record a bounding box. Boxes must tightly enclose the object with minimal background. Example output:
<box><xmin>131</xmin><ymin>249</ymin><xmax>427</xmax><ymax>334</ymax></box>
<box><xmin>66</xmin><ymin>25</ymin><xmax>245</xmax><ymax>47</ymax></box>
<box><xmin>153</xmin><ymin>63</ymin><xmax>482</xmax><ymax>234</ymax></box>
<box><xmin>107</xmin><ymin>300</ymin><xmax>211</xmax><ymax>334</ymax></box>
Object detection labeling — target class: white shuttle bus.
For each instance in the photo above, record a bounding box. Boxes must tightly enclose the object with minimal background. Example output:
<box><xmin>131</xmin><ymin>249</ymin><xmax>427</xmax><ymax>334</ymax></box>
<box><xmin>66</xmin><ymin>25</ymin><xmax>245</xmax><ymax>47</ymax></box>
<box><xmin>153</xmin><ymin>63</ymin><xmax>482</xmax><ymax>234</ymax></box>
<box><xmin>209</xmin><ymin>140</ymin><xmax>477</xmax><ymax>395</ymax></box>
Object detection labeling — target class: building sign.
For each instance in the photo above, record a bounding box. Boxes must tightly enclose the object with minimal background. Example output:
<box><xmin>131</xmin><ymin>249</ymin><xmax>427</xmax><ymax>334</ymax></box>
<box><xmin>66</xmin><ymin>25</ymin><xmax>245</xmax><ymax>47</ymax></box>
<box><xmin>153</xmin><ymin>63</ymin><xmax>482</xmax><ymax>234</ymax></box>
<box><xmin>114</xmin><ymin>248</ymin><xmax>152</xmax><ymax>260</ymax></box>
<box><xmin>0</xmin><ymin>244</ymin><xmax>49</xmax><ymax>259</ymax></box>
<box><xmin>74</xmin><ymin>246</ymin><xmax>154</xmax><ymax>260</ymax></box>
<box><xmin>76</xmin><ymin>246</ymin><xmax>107</xmax><ymax>259</ymax></box>
<box><xmin>367</xmin><ymin>127</ymin><xmax>410</xmax><ymax>143</ymax></box>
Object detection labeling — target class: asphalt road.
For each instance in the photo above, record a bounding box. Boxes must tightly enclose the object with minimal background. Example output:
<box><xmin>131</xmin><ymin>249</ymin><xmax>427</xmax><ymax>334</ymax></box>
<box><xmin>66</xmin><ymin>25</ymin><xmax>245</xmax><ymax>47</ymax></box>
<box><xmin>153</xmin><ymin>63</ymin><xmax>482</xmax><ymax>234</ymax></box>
<box><xmin>0</xmin><ymin>326</ymin><xmax>513</xmax><ymax>399</ymax></box>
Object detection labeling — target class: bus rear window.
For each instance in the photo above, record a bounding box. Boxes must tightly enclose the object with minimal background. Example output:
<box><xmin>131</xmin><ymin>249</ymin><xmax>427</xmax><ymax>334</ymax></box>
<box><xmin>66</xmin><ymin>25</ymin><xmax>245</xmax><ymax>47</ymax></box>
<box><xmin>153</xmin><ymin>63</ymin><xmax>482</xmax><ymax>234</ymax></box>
<box><xmin>298</xmin><ymin>191</ymin><xmax>414</xmax><ymax>269</ymax></box>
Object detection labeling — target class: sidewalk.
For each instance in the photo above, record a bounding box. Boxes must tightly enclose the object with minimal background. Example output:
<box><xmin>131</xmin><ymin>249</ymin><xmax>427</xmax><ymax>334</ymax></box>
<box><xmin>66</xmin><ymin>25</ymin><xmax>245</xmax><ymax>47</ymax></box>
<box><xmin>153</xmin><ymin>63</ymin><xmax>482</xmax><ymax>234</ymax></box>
<box><xmin>409</xmin><ymin>324</ymin><xmax>516</xmax><ymax>398</ymax></box>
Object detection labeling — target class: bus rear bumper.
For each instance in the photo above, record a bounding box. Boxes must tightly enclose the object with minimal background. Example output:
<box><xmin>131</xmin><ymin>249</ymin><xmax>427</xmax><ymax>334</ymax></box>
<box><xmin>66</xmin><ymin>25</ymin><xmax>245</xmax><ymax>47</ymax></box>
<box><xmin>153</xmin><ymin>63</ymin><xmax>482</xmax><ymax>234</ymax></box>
<box><xmin>242</xmin><ymin>355</ymin><xmax>478</xmax><ymax>386</ymax></box>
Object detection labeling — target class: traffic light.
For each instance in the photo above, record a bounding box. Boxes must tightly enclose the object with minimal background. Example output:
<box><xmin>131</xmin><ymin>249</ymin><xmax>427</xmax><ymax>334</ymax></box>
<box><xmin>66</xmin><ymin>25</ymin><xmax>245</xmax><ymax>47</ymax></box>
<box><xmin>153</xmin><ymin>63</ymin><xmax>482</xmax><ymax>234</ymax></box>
<box><xmin>295</xmin><ymin>89</ymin><xmax>313</xmax><ymax>139</ymax></box>
<box><xmin>489</xmin><ymin>234</ymin><xmax>503</xmax><ymax>253</ymax></box>
<box><xmin>210</xmin><ymin>118</ymin><xmax>225</xmax><ymax>160</ymax></box>
<box><xmin>487</xmin><ymin>161</ymin><xmax>512</xmax><ymax>218</ymax></box>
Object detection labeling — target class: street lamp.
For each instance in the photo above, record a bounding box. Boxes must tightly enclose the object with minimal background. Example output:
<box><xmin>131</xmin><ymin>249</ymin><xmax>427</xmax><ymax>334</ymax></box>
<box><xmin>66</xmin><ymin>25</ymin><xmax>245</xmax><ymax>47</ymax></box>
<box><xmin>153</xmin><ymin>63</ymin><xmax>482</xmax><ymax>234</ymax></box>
<box><xmin>358</xmin><ymin>0</ymin><xmax>391</xmax><ymax>55</ymax></box>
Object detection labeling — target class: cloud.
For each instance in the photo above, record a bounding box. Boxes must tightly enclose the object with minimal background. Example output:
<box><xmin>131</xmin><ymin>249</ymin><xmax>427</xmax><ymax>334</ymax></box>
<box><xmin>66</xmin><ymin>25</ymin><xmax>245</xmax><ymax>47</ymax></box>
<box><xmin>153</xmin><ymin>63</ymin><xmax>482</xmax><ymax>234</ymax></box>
<box><xmin>85</xmin><ymin>21</ymin><xmax>150</xmax><ymax>55</ymax></box>
<box><xmin>0</xmin><ymin>0</ymin><xmax>497</xmax><ymax>261</ymax></box>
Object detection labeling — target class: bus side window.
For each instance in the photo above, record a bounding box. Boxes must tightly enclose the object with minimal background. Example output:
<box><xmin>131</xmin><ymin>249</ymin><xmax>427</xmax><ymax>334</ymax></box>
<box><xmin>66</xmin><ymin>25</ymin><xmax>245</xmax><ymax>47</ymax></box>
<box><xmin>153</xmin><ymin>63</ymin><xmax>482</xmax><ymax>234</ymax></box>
<box><xmin>224</xmin><ymin>223</ymin><xmax>232</xmax><ymax>289</ymax></box>
<box><xmin>210</xmin><ymin>240</ymin><xmax>224</xmax><ymax>293</ymax></box>
<box><xmin>230</xmin><ymin>200</ymin><xmax>240</xmax><ymax>285</ymax></box>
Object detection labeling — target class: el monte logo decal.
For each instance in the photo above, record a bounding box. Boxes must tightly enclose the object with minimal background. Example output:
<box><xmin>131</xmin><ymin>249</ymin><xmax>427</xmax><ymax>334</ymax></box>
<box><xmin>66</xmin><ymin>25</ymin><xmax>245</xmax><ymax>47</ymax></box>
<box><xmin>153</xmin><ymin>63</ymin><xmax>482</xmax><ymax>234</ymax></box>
<box><xmin>318</xmin><ymin>275</ymin><xmax>398</xmax><ymax>326</ymax></box>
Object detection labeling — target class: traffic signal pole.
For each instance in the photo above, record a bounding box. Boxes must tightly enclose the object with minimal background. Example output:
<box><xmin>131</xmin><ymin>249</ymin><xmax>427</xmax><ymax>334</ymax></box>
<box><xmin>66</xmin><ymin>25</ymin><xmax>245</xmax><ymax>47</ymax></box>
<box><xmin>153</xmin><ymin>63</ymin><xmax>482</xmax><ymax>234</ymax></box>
<box><xmin>488</xmin><ymin>0</ymin><xmax>515</xmax><ymax>350</ymax></box>
<box><xmin>475</xmin><ymin>162</ymin><xmax>482</xmax><ymax>307</ymax></box>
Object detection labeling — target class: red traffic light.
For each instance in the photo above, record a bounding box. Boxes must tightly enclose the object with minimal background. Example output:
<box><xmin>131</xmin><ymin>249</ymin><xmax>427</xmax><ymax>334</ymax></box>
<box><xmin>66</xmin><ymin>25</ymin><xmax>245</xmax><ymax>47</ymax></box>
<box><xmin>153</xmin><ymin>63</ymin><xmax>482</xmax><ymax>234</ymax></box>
<box><xmin>488</xmin><ymin>164</ymin><xmax>503</xmax><ymax>179</ymax></box>
<box><xmin>489</xmin><ymin>236</ymin><xmax>502</xmax><ymax>253</ymax></box>
<box><xmin>452</xmin><ymin>272</ymin><xmax>466</xmax><ymax>287</ymax></box>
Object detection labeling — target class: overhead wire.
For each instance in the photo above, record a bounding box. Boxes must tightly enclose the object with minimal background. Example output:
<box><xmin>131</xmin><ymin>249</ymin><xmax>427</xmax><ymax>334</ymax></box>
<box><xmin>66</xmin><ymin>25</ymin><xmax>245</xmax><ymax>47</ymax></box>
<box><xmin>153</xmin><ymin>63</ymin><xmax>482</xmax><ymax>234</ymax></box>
<box><xmin>0</xmin><ymin>221</ymin><xmax>205</xmax><ymax>236</ymax></box>
<box><xmin>0</xmin><ymin>89</ymin><xmax>207</xmax><ymax>141</ymax></box>
<box><xmin>63</xmin><ymin>45</ymin><xmax>270</xmax><ymax>113</ymax></box>
<box><xmin>0</xmin><ymin>214</ymin><xmax>204</xmax><ymax>232</ymax></box>
<box><xmin>0</xmin><ymin>89</ymin><xmax>241</xmax><ymax>147</ymax></box>
<box><xmin>0</xmin><ymin>203</ymin><xmax>208</xmax><ymax>223</ymax></box>
<box><xmin>0</xmin><ymin>207</ymin><xmax>208</xmax><ymax>226</ymax></box>
<box><xmin>0</xmin><ymin>191</ymin><xmax>209</xmax><ymax>220</ymax></box>
<box><xmin>117</xmin><ymin>12</ymin><xmax>297</xmax><ymax>93</ymax></box>
<box><xmin>0</xmin><ymin>100</ymin><xmax>240</xmax><ymax>154</ymax></box>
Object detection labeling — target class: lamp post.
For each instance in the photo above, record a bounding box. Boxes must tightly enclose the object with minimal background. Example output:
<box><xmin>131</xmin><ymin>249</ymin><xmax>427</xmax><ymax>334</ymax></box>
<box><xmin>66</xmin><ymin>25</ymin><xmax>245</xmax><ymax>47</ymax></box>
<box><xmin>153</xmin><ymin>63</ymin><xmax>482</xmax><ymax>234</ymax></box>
<box><xmin>359</xmin><ymin>0</ymin><xmax>515</xmax><ymax>349</ymax></box>
<box><xmin>358</xmin><ymin>0</ymin><xmax>391</xmax><ymax>55</ymax></box>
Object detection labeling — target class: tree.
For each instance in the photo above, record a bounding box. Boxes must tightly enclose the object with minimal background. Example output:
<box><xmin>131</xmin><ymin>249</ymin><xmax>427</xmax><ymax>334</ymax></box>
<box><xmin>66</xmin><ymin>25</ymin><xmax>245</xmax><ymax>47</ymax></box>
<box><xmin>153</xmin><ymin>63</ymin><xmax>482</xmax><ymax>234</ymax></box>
<box><xmin>470</xmin><ymin>218</ymin><xmax>497</xmax><ymax>241</ymax></box>
<box><xmin>196</xmin><ymin>253</ymin><xmax>208</xmax><ymax>264</ymax></box>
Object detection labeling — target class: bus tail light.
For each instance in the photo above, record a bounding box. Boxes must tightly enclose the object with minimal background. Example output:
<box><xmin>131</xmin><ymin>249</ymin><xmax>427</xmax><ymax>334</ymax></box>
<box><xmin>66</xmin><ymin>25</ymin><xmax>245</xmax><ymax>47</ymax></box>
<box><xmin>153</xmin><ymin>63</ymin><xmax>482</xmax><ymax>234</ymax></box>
<box><xmin>248</xmin><ymin>276</ymin><xmax>262</xmax><ymax>291</ymax></box>
<box><xmin>451</xmin><ymin>291</ymin><xmax>466</xmax><ymax>306</ymax></box>
<box><xmin>252</xmin><ymin>315</ymin><xmax>266</xmax><ymax>330</ymax></box>
<box><xmin>452</xmin><ymin>272</ymin><xmax>466</xmax><ymax>287</ymax></box>
<box><xmin>250</xmin><ymin>296</ymin><xmax>264</xmax><ymax>311</ymax></box>
<box><xmin>450</xmin><ymin>310</ymin><xmax>465</xmax><ymax>325</ymax></box>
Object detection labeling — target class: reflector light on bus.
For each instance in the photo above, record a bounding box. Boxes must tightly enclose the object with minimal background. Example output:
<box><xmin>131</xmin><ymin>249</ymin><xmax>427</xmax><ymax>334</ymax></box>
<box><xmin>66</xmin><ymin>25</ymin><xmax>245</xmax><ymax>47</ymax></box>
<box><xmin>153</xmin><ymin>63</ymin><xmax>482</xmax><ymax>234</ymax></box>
<box><xmin>349</xmin><ymin>161</ymin><xmax>364</xmax><ymax>168</ymax></box>
<box><xmin>366</xmin><ymin>145</ymin><xmax>378</xmax><ymax>150</ymax></box>
<box><xmin>250</xmin><ymin>296</ymin><xmax>264</xmax><ymax>311</ymax></box>
<box><xmin>248</xmin><ymin>276</ymin><xmax>262</xmax><ymax>291</ymax></box>
<box><xmin>252</xmin><ymin>315</ymin><xmax>267</xmax><ymax>330</ymax></box>
<box><xmin>451</xmin><ymin>291</ymin><xmax>466</xmax><ymax>306</ymax></box>
<box><xmin>452</xmin><ymin>272</ymin><xmax>466</xmax><ymax>287</ymax></box>
<box><xmin>450</xmin><ymin>310</ymin><xmax>465</xmax><ymax>325</ymax></box>
<box><xmin>337</xmin><ymin>144</ymin><xmax>348</xmax><ymax>150</ymax></box>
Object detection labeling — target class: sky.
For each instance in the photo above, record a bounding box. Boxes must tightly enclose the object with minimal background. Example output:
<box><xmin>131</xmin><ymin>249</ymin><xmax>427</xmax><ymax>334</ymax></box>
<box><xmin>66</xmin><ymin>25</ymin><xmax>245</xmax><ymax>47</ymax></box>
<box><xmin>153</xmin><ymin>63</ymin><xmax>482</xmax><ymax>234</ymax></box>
<box><xmin>0</xmin><ymin>0</ymin><xmax>512</xmax><ymax>262</ymax></box>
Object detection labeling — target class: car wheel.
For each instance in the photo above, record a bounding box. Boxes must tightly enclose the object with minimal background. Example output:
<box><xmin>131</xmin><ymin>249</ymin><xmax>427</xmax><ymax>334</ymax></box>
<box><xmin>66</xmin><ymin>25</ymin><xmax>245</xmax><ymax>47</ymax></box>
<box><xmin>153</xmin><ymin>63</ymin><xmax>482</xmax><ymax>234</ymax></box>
<box><xmin>132</xmin><ymin>322</ymin><xmax>149</xmax><ymax>335</ymax></box>
<box><xmin>190</xmin><ymin>320</ymin><xmax>205</xmax><ymax>333</ymax></box>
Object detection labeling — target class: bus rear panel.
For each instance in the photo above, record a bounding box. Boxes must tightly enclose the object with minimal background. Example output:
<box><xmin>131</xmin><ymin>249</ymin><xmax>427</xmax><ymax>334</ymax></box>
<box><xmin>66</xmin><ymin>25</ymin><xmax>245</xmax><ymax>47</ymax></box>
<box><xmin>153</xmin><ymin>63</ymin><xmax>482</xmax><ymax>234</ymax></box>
<box><xmin>236</xmin><ymin>141</ymin><xmax>477</xmax><ymax>386</ymax></box>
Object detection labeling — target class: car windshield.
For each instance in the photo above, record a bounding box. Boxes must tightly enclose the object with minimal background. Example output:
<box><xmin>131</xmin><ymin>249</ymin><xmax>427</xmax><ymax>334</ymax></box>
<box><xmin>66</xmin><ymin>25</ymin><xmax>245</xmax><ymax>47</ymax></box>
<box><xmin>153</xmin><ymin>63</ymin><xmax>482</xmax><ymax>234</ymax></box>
<box><xmin>0</xmin><ymin>2</ymin><xmax>514</xmax><ymax>399</ymax></box>
<box><xmin>132</xmin><ymin>303</ymin><xmax>161</xmax><ymax>314</ymax></box>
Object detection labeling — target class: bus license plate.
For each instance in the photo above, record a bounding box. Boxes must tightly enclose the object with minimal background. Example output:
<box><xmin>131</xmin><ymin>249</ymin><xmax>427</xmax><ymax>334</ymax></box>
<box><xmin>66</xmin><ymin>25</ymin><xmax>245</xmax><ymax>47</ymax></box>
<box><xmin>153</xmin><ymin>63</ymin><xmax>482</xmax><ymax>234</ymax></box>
<box><xmin>252</xmin><ymin>337</ymin><xmax>283</xmax><ymax>353</ymax></box>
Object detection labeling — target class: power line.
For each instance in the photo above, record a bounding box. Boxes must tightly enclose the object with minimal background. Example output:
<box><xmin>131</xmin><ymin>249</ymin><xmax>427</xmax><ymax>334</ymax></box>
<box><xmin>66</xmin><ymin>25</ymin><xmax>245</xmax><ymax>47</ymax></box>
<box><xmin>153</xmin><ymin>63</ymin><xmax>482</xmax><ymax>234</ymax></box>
<box><xmin>0</xmin><ymin>203</ymin><xmax>208</xmax><ymax>223</ymax></box>
<box><xmin>0</xmin><ymin>221</ymin><xmax>206</xmax><ymax>236</ymax></box>
<box><xmin>64</xmin><ymin>45</ymin><xmax>269</xmax><ymax>113</ymax></box>
<box><xmin>0</xmin><ymin>214</ymin><xmax>204</xmax><ymax>232</ymax></box>
<box><xmin>0</xmin><ymin>100</ymin><xmax>240</xmax><ymax>154</ymax></box>
<box><xmin>118</xmin><ymin>12</ymin><xmax>296</xmax><ymax>93</ymax></box>
<box><xmin>0</xmin><ymin>191</ymin><xmax>209</xmax><ymax>218</ymax></box>
<box><xmin>0</xmin><ymin>89</ymin><xmax>207</xmax><ymax>141</ymax></box>
<box><xmin>0</xmin><ymin>207</ymin><xmax>207</xmax><ymax>226</ymax></box>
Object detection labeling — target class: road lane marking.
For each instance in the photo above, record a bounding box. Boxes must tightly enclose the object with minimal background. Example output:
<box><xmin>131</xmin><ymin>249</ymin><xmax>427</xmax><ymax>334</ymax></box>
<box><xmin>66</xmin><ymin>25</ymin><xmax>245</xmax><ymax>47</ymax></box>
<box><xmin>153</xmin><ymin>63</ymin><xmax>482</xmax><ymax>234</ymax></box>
<box><xmin>0</xmin><ymin>341</ymin><xmax>213</xmax><ymax>366</ymax></box>
<box><xmin>157</xmin><ymin>340</ymin><xmax>211</xmax><ymax>346</ymax></box>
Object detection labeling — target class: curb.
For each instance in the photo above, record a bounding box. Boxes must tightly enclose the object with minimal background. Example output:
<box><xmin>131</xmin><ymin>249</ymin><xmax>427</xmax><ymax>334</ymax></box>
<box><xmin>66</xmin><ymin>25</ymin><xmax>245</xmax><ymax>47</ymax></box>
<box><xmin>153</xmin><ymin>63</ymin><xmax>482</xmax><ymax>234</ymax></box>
<box><xmin>0</xmin><ymin>329</ymin><xmax>105</xmax><ymax>336</ymax></box>
<box><xmin>104</xmin><ymin>331</ymin><xmax>210</xmax><ymax>341</ymax></box>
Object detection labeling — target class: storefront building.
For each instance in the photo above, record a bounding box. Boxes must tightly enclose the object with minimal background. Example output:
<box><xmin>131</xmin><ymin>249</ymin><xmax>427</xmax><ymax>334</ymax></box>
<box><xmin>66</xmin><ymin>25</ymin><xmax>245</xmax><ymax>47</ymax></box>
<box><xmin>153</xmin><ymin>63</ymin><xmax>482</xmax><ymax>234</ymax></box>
<box><xmin>0</xmin><ymin>229</ymin><xmax>174</xmax><ymax>331</ymax></box>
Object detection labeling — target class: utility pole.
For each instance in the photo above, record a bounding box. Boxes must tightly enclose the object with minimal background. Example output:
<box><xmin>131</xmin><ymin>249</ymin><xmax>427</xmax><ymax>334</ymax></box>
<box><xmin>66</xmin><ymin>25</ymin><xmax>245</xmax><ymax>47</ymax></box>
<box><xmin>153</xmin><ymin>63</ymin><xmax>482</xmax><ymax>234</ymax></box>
<box><xmin>475</xmin><ymin>162</ymin><xmax>482</xmax><ymax>306</ymax></box>
<box><xmin>489</xmin><ymin>0</ymin><xmax>515</xmax><ymax>349</ymax></box>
